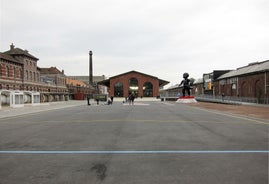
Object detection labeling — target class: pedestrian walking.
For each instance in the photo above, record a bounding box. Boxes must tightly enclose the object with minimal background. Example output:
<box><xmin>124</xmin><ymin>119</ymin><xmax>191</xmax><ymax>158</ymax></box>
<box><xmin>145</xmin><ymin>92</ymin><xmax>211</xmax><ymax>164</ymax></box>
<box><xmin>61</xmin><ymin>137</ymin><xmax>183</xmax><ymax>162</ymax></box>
<box><xmin>110</xmin><ymin>96</ymin><xmax>114</xmax><ymax>104</ymax></box>
<box><xmin>128</xmin><ymin>93</ymin><xmax>135</xmax><ymax>105</ymax></box>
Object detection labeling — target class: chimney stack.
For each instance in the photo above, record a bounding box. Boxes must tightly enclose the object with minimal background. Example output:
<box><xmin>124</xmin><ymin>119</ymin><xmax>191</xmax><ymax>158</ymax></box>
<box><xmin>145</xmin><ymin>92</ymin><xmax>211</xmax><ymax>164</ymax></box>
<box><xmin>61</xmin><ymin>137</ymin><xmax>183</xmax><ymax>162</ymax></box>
<box><xmin>10</xmin><ymin>43</ymin><xmax>15</xmax><ymax>50</ymax></box>
<box><xmin>89</xmin><ymin>51</ymin><xmax>93</xmax><ymax>85</ymax></box>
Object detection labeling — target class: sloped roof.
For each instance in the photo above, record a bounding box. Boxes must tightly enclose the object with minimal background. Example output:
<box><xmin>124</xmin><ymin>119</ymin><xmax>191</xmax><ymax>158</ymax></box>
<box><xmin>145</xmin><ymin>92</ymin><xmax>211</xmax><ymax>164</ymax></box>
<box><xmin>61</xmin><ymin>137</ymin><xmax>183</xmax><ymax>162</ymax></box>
<box><xmin>66</xmin><ymin>77</ymin><xmax>88</xmax><ymax>87</ymax></box>
<box><xmin>3</xmin><ymin>46</ymin><xmax>38</xmax><ymax>60</ymax></box>
<box><xmin>0</xmin><ymin>52</ymin><xmax>22</xmax><ymax>64</ymax></box>
<box><xmin>40</xmin><ymin>67</ymin><xmax>64</xmax><ymax>75</ymax></box>
<box><xmin>98</xmin><ymin>70</ymin><xmax>169</xmax><ymax>87</ymax></box>
<box><xmin>218</xmin><ymin>60</ymin><xmax>269</xmax><ymax>79</ymax></box>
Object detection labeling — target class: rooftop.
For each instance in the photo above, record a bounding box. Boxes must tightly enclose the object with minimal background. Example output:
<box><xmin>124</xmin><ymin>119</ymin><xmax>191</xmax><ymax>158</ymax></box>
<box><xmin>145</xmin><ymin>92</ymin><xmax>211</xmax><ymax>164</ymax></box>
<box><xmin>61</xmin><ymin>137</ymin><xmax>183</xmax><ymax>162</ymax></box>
<box><xmin>218</xmin><ymin>60</ymin><xmax>269</xmax><ymax>79</ymax></box>
<box><xmin>3</xmin><ymin>44</ymin><xmax>39</xmax><ymax>60</ymax></box>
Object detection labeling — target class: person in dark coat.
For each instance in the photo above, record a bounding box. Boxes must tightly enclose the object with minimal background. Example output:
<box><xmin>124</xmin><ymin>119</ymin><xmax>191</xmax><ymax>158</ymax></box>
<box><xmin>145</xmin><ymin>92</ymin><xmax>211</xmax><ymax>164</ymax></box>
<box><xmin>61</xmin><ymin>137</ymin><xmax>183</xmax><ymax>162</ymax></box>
<box><xmin>128</xmin><ymin>93</ymin><xmax>135</xmax><ymax>105</ymax></box>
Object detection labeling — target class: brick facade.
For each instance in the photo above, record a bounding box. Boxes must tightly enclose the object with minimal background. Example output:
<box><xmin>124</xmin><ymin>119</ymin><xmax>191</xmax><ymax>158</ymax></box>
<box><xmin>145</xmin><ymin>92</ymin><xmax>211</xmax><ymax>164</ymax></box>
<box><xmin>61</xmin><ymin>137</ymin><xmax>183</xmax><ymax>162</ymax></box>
<box><xmin>0</xmin><ymin>54</ymin><xmax>23</xmax><ymax>90</ymax></box>
<box><xmin>215</xmin><ymin>72</ymin><xmax>269</xmax><ymax>100</ymax></box>
<box><xmin>0</xmin><ymin>44</ymin><xmax>70</xmax><ymax>103</ymax></box>
<box><xmin>162</xmin><ymin>61</ymin><xmax>269</xmax><ymax>104</ymax></box>
<box><xmin>99</xmin><ymin>71</ymin><xmax>169</xmax><ymax>98</ymax></box>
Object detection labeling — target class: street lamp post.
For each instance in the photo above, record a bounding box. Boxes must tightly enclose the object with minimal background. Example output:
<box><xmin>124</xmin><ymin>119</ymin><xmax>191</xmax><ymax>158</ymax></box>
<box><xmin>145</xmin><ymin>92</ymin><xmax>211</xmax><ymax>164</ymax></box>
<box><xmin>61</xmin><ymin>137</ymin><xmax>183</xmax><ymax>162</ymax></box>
<box><xmin>89</xmin><ymin>51</ymin><xmax>93</xmax><ymax>85</ymax></box>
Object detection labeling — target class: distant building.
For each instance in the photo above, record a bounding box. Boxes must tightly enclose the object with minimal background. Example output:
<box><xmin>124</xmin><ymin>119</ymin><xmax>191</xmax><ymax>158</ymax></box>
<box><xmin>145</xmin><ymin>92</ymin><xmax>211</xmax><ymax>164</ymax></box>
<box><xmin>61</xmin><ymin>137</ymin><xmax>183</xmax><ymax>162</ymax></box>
<box><xmin>0</xmin><ymin>52</ymin><xmax>24</xmax><ymax>91</ymax></box>
<box><xmin>159</xmin><ymin>78</ymin><xmax>203</xmax><ymax>99</ymax></box>
<box><xmin>214</xmin><ymin>60</ymin><xmax>269</xmax><ymax>103</ymax></box>
<box><xmin>0</xmin><ymin>45</ymin><xmax>69</xmax><ymax>102</ymax></box>
<box><xmin>0</xmin><ymin>44</ymin><xmax>97</xmax><ymax>105</ymax></box>
<box><xmin>202</xmin><ymin>70</ymin><xmax>232</xmax><ymax>95</ymax></box>
<box><xmin>39</xmin><ymin>67</ymin><xmax>68</xmax><ymax>102</ymax></box>
<box><xmin>1</xmin><ymin>43</ymin><xmax>41</xmax><ymax>91</ymax></box>
<box><xmin>68</xmin><ymin>75</ymin><xmax>107</xmax><ymax>94</ymax></box>
<box><xmin>98</xmin><ymin>70</ymin><xmax>169</xmax><ymax>98</ymax></box>
<box><xmin>162</xmin><ymin>60</ymin><xmax>269</xmax><ymax>104</ymax></box>
<box><xmin>66</xmin><ymin>77</ymin><xmax>95</xmax><ymax>100</ymax></box>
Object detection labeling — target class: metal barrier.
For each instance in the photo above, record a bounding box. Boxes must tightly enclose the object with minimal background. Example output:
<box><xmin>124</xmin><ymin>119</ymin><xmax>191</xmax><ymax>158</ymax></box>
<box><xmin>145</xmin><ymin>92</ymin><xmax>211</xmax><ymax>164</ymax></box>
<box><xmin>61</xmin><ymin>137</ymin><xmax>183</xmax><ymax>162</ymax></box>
<box><xmin>195</xmin><ymin>95</ymin><xmax>269</xmax><ymax>105</ymax></box>
<box><xmin>160</xmin><ymin>93</ymin><xmax>269</xmax><ymax>105</ymax></box>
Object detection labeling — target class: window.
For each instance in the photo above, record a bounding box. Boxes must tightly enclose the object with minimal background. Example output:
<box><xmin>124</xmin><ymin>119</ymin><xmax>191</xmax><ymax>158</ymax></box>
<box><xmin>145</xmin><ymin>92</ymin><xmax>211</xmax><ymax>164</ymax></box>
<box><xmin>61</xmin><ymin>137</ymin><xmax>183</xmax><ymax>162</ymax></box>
<box><xmin>26</xmin><ymin>71</ymin><xmax>29</xmax><ymax>80</ymax></box>
<box><xmin>128</xmin><ymin>78</ymin><xmax>138</xmax><ymax>96</ymax></box>
<box><xmin>143</xmin><ymin>82</ymin><xmax>153</xmax><ymax>97</ymax></box>
<box><xmin>6</xmin><ymin>66</ymin><xmax>9</xmax><ymax>77</ymax></box>
<box><xmin>30</xmin><ymin>71</ymin><xmax>32</xmax><ymax>81</ymax></box>
<box><xmin>114</xmin><ymin>82</ymin><xmax>123</xmax><ymax>97</ymax></box>
<box><xmin>19</xmin><ymin>69</ymin><xmax>23</xmax><ymax>79</ymax></box>
<box><xmin>13</xmin><ymin>66</ymin><xmax>16</xmax><ymax>78</ymax></box>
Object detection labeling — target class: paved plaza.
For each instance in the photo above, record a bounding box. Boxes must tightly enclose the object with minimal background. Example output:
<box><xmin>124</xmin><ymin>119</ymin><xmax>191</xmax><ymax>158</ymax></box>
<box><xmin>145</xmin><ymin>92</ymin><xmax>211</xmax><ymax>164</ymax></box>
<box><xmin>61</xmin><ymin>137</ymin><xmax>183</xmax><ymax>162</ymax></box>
<box><xmin>0</xmin><ymin>100</ymin><xmax>268</xmax><ymax>184</ymax></box>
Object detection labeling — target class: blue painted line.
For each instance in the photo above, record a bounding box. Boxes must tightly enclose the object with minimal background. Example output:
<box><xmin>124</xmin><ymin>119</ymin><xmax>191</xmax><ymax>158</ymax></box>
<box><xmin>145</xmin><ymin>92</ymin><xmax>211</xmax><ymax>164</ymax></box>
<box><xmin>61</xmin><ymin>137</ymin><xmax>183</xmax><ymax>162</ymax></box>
<box><xmin>0</xmin><ymin>150</ymin><xmax>268</xmax><ymax>154</ymax></box>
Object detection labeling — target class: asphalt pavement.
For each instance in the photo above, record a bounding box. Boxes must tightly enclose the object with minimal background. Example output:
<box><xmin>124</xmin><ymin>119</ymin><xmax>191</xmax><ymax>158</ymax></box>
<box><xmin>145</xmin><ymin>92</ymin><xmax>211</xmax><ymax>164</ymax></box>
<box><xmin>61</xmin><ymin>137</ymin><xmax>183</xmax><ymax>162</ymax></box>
<box><xmin>0</xmin><ymin>100</ymin><xmax>268</xmax><ymax>184</ymax></box>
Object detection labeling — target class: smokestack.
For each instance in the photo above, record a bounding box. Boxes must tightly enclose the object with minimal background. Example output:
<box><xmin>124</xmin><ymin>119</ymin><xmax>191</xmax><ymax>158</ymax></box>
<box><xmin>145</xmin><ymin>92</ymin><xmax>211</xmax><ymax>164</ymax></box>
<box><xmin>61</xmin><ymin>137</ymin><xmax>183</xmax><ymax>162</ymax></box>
<box><xmin>89</xmin><ymin>50</ymin><xmax>93</xmax><ymax>85</ymax></box>
<box><xmin>10</xmin><ymin>43</ymin><xmax>15</xmax><ymax>50</ymax></box>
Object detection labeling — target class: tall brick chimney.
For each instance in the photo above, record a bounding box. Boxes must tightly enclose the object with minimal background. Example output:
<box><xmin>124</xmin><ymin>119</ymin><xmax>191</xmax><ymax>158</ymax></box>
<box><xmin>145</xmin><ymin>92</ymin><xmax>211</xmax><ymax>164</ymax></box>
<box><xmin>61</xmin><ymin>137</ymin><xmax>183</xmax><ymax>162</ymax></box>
<box><xmin>89</xmin><ymin>50</ymin><xmax>93</xmax><ymax>85</ymax></box>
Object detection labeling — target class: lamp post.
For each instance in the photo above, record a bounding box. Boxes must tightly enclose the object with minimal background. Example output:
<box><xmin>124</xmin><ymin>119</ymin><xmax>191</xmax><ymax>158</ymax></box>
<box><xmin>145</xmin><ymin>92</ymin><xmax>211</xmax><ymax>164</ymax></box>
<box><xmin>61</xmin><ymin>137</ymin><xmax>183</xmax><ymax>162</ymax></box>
<box><xmin>89</xmin><ymin>50</ymin><xmax>93</xmax><ymax>85</ymax></box>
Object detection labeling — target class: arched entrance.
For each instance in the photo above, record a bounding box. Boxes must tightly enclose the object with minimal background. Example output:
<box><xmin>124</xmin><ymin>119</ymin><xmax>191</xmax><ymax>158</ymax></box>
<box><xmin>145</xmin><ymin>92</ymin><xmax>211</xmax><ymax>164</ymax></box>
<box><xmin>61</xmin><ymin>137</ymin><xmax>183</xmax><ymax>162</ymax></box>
<box><xmin>255</xmin><ymin>80</ymin><xmax>263</xmax><ymax>103</ymax></box>
<box><xmin>114</xmin><ymin>82</ymin><xmax>123</xmax><ymax>97</ymax></box>
<box><xmin>241</xmin><ymin>82</ymin><xmax>248</xmax><ymax>97</ymax></box>
<box><xmin>129</xmin><ymin>77</ymin><xmax>138</xmax><ymax>96</ymax></box>
<box><xmin>143</xmin><ymin>82</ymin><xmax>153</xmax><ymax>97</ymax></box>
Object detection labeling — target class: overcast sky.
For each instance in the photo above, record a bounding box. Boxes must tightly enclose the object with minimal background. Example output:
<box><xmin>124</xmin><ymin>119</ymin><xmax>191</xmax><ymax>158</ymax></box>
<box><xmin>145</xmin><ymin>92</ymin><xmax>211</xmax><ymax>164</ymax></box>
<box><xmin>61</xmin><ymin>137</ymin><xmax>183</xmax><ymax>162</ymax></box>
<box><xmin>1</xmin><ymin>0</ymin><xmax>268</xmax><ymax>87</ymax></box>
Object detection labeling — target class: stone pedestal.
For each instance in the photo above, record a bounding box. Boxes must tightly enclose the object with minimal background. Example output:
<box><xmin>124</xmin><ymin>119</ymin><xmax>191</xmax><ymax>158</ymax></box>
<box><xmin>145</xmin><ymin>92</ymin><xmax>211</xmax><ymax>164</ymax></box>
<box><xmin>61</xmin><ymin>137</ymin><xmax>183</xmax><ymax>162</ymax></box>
<box><xmin>176</xmin><ymin>96</ymin><xmax>197</xmax><ymax>103</ymax></box>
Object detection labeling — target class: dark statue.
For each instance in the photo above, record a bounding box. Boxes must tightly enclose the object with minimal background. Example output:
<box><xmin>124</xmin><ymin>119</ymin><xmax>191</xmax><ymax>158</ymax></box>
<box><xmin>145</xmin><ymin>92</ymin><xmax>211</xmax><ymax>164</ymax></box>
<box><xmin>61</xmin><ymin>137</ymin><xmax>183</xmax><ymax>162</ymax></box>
<box><xmin>179</xmin><ymin>72</ymin><xmax>192</xmax><ymax>97</ymax></box>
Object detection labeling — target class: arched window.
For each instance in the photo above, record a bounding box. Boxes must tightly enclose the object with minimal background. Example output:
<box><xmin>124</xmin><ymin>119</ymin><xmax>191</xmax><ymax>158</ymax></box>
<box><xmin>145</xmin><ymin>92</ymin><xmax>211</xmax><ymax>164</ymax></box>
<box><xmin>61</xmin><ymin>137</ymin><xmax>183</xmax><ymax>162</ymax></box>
<box><xmin>255</xmin><ymin>80</ymin><xmax>263</xmax><ymax>102</ymax></box>
<box><xmin>114</xmin><ymin>82</ymin><xmax>123</xmax><ymax>97</ymax></box>
<box><xmin>26</xmin><ymin>70</ymin><xmax>28</xmax><ymax>80</ymax></box>
<box><xmin>129</xmin><ymin>78</ymin><xmax>138</xmax><ymax>96</ymax></box>
<box><xmin>143</xmin><ymin>82</ymin><xmax>153</xmax><ymax>97</ymax></box>
<box><xmin>6</xmin><ymin>66</ymin><xmax>9</xmax><ymax>77</ymax></box>
<box><xmin>29</xmin><ymin>71</ymin><xmax>32</xmax><ymax>81</ymax></box>
<box><xmin>19</xmin><ymin>69</ymin><xmax>23</xmax><ymax>79</ymax></box>
<box><xmin>13</xmin><ymin>66</ymin><xmax>16</xmax><ymax>78</ymax></box>
<box><xmin>36</xmin><ymin>73</ymin><xmax>39</xmax><ymax>82</ymax></box>
<box><xmin>241</xmin><ymin>82</ymin><xmax>248</xmax><ymax>97</ymax></box>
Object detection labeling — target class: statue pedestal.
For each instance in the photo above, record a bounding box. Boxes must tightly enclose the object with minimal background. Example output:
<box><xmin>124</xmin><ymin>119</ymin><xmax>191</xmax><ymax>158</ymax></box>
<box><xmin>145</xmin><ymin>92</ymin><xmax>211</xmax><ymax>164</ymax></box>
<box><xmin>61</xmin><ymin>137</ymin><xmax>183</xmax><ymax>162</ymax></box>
<box><xmin>176</xmin><ymin>96</ymin><xmax>197</xmax><ymax>103</ymax></box>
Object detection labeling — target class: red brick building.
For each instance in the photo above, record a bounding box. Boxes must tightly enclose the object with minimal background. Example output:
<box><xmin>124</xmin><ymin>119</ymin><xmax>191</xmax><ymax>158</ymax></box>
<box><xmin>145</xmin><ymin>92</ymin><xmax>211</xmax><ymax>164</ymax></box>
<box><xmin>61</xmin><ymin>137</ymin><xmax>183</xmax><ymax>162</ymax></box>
<box><xmin>215</xmin><ymin>60</ymin><xmax>269</xmax><ymax>103</ymax></box>
<box><xmin>39</xmin><ymin>67</ymin><xmax>68</xmax><ymax>102</ymax></box>
<box><xmin>1</xmin><ymin>44</ymin><xmax>40</xmax><ymax>91</ymax></box>
<box><xmin>162</xmin><ymin>60</ymin><xmax>269</xmax><ymax>104</ymax></box>
<box><xmin>0</xmin><ymin>52</ymin><xmax>23</xmax><ymax>91</ymax></box>
<box><xmin>1</xmin><ymin>44</ymin><xmax>99</xmax><ymax>105</ymax></box>
<box><xmin>66</xmin><ymin>77</ymin><xmax>95</xmax><ymax>100</ymax></box>
<box><xmin>98</xmin><ymin>71</ymin><xmax>169</xmax><ymax>98</ymax></box>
